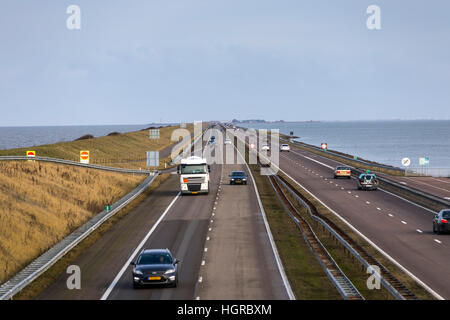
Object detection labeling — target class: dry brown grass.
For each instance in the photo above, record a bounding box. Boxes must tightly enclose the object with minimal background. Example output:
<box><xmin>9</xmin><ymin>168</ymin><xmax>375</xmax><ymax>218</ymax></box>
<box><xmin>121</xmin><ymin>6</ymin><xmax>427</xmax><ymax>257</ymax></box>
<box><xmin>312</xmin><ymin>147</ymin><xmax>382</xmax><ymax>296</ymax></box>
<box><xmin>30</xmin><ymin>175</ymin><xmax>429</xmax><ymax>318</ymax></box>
<box><xmin>0</xmin><ymin>124</ymin><xmax>194</xmax><ymax>169</ymax></box>
<box><xmin>0</xmin><ymin>161</ymin><xmax>145</xmax><ymax>284</ymax></box>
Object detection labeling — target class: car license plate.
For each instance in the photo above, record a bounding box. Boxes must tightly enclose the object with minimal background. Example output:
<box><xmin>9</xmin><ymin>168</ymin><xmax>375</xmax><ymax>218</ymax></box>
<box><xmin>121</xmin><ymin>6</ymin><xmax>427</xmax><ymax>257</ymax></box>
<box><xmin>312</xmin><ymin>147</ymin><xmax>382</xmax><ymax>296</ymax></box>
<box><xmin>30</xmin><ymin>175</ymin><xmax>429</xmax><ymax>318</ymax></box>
<box><xmin>148</xmin><ymin>276</ymin><xmax>161</xmax><ymax>281</ymax></box>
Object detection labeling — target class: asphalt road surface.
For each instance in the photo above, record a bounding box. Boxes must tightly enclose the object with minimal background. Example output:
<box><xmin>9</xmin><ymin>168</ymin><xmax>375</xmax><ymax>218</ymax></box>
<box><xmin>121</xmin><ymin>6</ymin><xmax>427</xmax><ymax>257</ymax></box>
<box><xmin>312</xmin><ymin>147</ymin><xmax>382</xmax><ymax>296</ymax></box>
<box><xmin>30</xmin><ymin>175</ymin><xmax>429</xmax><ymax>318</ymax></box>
<box><xmin>38</xmin><ymin>125</ymin><xmax>290</xmax><ymax>300</ymax></box>
<box><xmin>232</xmin><ymin>128</ymin><xmax>450</xmax><ymax>299</ymax></box>
<box><xmin>196</xmin><ymin>147</ymin><xmax>289</xmax><ymax>299</ymax></box>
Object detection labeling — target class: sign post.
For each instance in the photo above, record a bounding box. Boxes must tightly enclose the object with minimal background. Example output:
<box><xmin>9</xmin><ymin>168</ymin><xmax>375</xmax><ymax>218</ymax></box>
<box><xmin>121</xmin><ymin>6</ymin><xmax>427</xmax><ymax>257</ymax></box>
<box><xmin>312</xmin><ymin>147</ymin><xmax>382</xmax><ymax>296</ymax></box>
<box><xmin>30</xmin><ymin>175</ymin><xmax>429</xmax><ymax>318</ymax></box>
<box><xmin>147</xmin><ymin>151</ymin><xmax>160</xmax><ymax>167</ymax></box>
<box><xmin>321</xmin><ymin>143</ymin><xmax>327</xmax><ymax>151</ymax></box>
<box><xmin>419</xmin><ymin>157</ymin><xmax>430</xmax><ymax>176</ymax></box>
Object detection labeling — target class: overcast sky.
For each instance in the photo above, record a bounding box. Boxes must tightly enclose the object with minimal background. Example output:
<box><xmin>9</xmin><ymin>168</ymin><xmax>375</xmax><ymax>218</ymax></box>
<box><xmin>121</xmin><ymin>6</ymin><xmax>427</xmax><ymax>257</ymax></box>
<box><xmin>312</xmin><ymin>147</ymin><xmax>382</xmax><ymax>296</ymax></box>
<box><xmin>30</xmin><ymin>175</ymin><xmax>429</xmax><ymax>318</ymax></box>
<box><xmin>1</xmin><ymin>1</ymin><xmax>449</xmax><ymax>126</ymax></box>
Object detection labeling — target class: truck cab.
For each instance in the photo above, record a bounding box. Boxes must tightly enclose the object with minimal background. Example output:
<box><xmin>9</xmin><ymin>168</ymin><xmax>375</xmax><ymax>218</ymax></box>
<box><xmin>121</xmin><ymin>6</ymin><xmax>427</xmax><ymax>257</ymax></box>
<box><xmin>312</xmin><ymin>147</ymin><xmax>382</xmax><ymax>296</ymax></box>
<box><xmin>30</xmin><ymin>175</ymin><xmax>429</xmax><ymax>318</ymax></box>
<box><xmin>177</xmin><ymin>156</ymin><xmax>210</xmax><ymax>194</ymax></box>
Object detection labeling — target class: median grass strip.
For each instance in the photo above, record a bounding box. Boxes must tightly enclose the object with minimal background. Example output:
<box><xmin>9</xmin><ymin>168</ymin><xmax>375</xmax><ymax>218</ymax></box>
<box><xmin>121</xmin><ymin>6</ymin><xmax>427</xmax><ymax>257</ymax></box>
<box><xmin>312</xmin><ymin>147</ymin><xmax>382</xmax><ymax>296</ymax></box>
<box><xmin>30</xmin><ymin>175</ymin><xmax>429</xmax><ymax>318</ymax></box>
<box><xmin>249</xmin><ymin>164</ymin><xmax>341</xmax><ymax>299</ymax></box>
<box><xmin>0</xmin><ymin>161</ymin><xmax>146</xmax><ymax>286</ymax></box>
<box><xmin>12</xmin><ymin>173</ymin><xmax>169</xmax><ymax>300</ymax></box>
<box><xmin>279</xmin><ymin>171</ymin><xmax>435</xmax><ymax>300</ymax></box>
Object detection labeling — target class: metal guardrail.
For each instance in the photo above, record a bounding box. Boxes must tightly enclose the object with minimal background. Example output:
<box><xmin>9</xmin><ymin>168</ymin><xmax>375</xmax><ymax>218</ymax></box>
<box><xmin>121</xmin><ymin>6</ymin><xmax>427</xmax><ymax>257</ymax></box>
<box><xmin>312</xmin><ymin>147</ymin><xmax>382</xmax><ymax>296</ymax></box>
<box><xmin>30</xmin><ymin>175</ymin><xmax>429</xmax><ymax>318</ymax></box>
<box><xmin>280</xmin><ymin>137</ymin><xmax>405</xmax><ymax>173</ymax></box>
<box><xmin>351</xmin><ymin>168</ymin><xmax>450</xmax><ymax>208</ymax></box>
<box><xmin>269</xmin><ymin>176</ymin><xmax>363</xmax><ymax>300</ymax></box>
<box><xmin>278</xmin><ymin>138</ymin><xmax>450</xmax><ymax>209</ymax></box>
<box><xmin>275</xmin><ymin>175</ymin><xmax>415</xmax><ymax>300</ymax></box>
<box><xmin>0</xmin><ymin>156</ymin><xmax>153</xmax><ymax>175</ymax></box>
<box><xmin>0</xmin><ymin>172</ymin><xmax>159</xmax><ymax>300</ymax></box>
<box><xmin>229</xmin><ymin>127</ymin><xmax>417</xmax><ymax>300</ymax></box>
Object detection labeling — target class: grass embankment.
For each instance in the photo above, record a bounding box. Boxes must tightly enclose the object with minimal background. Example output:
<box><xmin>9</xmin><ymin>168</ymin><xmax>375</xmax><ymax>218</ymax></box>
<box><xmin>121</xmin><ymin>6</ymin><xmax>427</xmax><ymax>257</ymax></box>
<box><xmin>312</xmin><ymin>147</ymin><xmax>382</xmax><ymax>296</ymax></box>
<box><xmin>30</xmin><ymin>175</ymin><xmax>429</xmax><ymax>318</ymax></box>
<box><xmin>0</xmin><ymin>124</ymin><xmax>194</xmax><ymax>170</ymax></box>
<box><xmin>0</xmin><ymin>161</ymin><xmax>145</xmax><ymax>285</ymax></box>
<box><xmin>14</xmin><ymin>173</ymin><xmax>170</xmax><ymax>300</ymax></box>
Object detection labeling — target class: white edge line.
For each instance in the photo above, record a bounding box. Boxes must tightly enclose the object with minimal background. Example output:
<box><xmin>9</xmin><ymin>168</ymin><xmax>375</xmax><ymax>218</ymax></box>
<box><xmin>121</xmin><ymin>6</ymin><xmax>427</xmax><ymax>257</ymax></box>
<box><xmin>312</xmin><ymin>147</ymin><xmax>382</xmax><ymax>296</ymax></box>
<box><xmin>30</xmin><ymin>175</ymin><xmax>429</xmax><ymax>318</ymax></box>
<box><xmin>294</xmin><ymin>148</ymin><xmax>437</xmax><ymax>215</ymax></box>
<box><xmin>100</xmin><ymin>192</ymin><xmax>181</xmax><ymax>300</ymax></box>
<box><xmin>233</xmin><ymin>140</ymin><xmax>296</xmax><ymax>300</ymax></box>
<box><xmin>277</xmin><ymin>167</ymin><xmax>444</xmax><ymax>300</ymax></box>
<box><xmin>234</xmin><ymin>132</ymin><xmax>444</xmax><ymax>300</ymax></box>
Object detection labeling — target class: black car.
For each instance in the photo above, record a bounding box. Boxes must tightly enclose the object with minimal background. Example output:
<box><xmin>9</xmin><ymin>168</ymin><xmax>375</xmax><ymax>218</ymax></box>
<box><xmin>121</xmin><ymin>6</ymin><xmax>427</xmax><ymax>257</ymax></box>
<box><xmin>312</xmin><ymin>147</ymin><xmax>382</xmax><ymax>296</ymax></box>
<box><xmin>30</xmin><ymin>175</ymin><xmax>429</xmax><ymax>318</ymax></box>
<box><xmin>357</xmin><ymin>173</ymin><xmax>379</xmax><ymax>190</ymax></box>
<box><xmin>131</xmin><ymin>249</ymin><xmax>180</xmax><ymax>288</ymax></box>
<box><xmin>229</xmin><ymin>171</ymin><xmax>247</xmax><ymax>185</ymax></box>
<box><xmin>433</xmin><ymin>209</ymin><xmax>450</xmax><ymax>234</ymax></box>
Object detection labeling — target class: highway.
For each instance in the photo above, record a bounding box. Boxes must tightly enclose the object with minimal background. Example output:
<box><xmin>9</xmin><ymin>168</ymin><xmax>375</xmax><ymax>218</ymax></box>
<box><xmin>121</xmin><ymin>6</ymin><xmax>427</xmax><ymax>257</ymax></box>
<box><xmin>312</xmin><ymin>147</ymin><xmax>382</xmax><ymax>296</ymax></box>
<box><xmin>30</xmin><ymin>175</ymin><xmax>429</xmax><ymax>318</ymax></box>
<box><xmin>377</xmin><ymin>173</ymin><xmax>450</xmax><ymax>201</ymax></box>
<box><xmin>231</xmin><ymin>128</ymin><xmax>450</xmax><ymax>299</ymax></box>
<box><xmin>37</xmin><ymin>125</ymin><xmax>291</xmax><ymax>300</ymax></box>
<box><xmin>197</xmin><ymin>144</ymin><xmax>290</xmax><ymax>299</ymax></box>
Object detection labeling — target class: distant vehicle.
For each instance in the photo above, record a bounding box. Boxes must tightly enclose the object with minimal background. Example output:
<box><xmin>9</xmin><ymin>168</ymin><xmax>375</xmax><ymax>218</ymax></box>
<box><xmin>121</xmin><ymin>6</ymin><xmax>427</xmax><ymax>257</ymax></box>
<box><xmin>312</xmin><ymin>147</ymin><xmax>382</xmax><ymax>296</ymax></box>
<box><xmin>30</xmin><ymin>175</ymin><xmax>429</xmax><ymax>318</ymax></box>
<box><xmin>177</xmin><ymin>156</ymin><xmax>210</xmax><ymax>194</ymax></box>
<box><xmin>433</xmin><ymin>209</ymin><xmax>450</xmax><ymax>234</ymax></box>
<box><xmin>210</xmin><ymin>136</ymin><xmax>215</xmax><ymax>141</ymax></box>
<box><xmin>280</xmin><ymin>144</ymin><xmax>290</xmax><ymax>152</ymax></box>
<box><xmin>261</xmin><ymin>144</ymin><xmax>270</xmax><ymax>151</ymax></box>
<box><xmin>131</xmin><ymin>249</ymin><xmax>180</xmax><ymax>288</ymax></box>
<box><xmin>224</xmin><ymin>139</ymin><xmax>232</xmax><ymax>145</ymax></box>
<box><xmin>334</xmin><ymin>166</ymin><xmax>351</xmax><ymax>179</ymax></box>
<box><xmin>357</xmin><ymin>172</ymin><xmax>379</xmax><ymax>190</ymax></box>
<box><xmin>229</xmin><ymin>171</ymin><xmax>248</xmax><ymax>185</ymax></box>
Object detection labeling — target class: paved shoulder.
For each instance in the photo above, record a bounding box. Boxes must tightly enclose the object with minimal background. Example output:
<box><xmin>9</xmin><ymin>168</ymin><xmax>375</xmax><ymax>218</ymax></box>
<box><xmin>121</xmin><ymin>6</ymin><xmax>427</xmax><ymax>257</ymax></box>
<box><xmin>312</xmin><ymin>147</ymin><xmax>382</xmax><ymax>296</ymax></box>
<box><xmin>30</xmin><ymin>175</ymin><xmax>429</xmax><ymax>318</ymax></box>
<box><xmin>197</xmin><ymin>164</ymin><xmax>289</xmax><ymax>300</ymax></box>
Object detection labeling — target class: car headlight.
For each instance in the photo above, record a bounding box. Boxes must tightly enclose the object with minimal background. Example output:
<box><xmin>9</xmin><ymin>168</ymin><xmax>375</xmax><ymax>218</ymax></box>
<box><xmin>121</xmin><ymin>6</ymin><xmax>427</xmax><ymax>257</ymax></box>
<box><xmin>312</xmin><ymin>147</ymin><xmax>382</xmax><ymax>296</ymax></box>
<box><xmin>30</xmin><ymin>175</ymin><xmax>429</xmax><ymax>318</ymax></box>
<box><xmin>242</xmin><ymin>178</ymin><xmax>247</xmax><ymax>180</ymax></box>
<box><xmin>164</xmin><ymin>269</ymin><xmax>176</xmax><ymax>274</ymax></box>
<box><xmin>134</xmin><ymin>270</ymin><xmax>143</xmax><ymax>275</ymax></box>
<box><xmin>231</xmin><ymin>178</ymin><xmax>234</xmax><ymax>180</ymax></box>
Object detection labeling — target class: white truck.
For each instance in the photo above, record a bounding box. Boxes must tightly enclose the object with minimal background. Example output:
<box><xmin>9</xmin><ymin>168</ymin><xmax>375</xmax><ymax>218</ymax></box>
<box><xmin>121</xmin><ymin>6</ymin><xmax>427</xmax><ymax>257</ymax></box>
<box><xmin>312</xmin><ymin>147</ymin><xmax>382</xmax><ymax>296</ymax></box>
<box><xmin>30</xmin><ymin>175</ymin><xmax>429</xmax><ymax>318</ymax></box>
<box><xmin>177</xmin><ymin>156</ymin><xmax>210</xmax><ymax>195</ymax></box>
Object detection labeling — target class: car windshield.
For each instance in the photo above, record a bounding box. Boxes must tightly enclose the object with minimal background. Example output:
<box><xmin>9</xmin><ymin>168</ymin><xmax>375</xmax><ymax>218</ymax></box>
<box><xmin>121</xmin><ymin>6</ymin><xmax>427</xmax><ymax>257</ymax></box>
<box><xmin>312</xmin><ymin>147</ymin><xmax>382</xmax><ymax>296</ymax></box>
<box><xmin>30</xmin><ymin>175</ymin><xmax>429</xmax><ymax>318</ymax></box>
<box><xmin>137</xmin><ymin>253</ymin><xmax>172</xmax><ymax>265</ymax></box>
<box><xmin>231</xmin><ymin>171</ymin><xmax>246</xmax><ymax>176</ymax></box>
<box><xmin>442</xmin><ymin>211</ymin><xmax>450</xmax><ymax>219</ymax></box>
<box><xmin>337</xmin><ymin>167</ymin><xmax>350</xmax><ymax>170</ymax></box>
<box><xmin>181</xmin><ymin>164</ymin><xmax>206</xmax><ymax>174</ymax></box>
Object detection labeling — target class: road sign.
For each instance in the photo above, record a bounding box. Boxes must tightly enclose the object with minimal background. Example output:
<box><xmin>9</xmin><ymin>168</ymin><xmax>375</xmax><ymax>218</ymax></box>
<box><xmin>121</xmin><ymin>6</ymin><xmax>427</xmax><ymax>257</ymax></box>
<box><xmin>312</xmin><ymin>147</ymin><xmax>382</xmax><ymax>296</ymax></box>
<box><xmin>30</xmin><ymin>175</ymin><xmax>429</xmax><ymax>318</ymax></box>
<box><xmin>147</xmin><ymin>151</ymin><xmax>159</xmax><ymax>167</ymax></box>
<box><xmin>104</xmin><ymin>205</ymin><xmax>111</xmax><ymax>212</ymax></box>
<box><xmin>149</xmin><ymin>129</ymin><xmax>160</xmax><ymax>139</ymax></box>
<box><xmin>419</xmin><ymin>157</ymin><xmax>430</xmax><ymax>166</ymax></box>
<box><xmin>27</xmin><ymin>150</ymin><xmax>36</xmax><ymax>162</ymax></box>
<box><xmin>401</xmin><ymin>157</ymin><xmax>411</xmax><ymax>167</ymax></box>
<box><xmin>80</xmin><ymin>150</ymin><xmax>89</xmax><ymax>164</ymax></box>
<box><xmin>321</xmin><ymin>143</ymin><xmax>327</xmax><ymax>150</ymax></box>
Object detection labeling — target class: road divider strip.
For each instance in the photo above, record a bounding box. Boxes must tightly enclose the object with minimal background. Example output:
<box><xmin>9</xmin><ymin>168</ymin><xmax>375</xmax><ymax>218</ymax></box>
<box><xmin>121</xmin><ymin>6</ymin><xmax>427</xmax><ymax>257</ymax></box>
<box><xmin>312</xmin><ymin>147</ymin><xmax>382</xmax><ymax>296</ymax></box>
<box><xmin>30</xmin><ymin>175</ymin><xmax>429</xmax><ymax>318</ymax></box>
<box><xmin>231</xmin><ymin>129</ymin><xmax>444</xmax><ymax>300</ymax></box>
<box><xmin>233</xmin><ymin>141</ymin><xmax>296</xmax><ymax>300</ymax></box>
